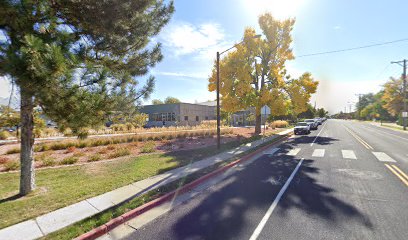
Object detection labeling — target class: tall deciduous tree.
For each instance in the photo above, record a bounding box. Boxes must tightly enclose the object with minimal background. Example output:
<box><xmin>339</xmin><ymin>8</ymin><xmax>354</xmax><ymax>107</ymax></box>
<box><xmin>208</xmin><ymin>13</ymin><xmax>318</xmax><ymax>134</ymax></box>
<box><xmin>382</xmin><ymin>77</ymin><xmax>405</xmax><ymax>116</ymax></box>
<box><xmin>0</xmin><ymin>0</ymin><xmax>174</xmax><ymax>195</ymax></box>
<box><xmin>164</xmin><ymin>96</ymin><xmax>181</xmax><ymax>104</ymax></box>
<box><xmin>152</xmin><ymin>99</ymin><xmax>164</xmax><ymax>105</ymax></box>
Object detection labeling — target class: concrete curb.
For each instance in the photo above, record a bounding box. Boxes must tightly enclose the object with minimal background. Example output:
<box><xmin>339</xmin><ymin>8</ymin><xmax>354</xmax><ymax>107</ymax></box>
<box><xmin>75</xmin><ymin>133</ymin><xmax>290</xmax><ymax>240</ymax></box>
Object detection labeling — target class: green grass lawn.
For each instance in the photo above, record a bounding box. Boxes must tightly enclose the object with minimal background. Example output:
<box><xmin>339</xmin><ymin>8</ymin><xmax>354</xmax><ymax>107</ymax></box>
<box><xmin>0</xmin><ymin>131</ymin><xmax>285</xmax><ymax>229</ymax></box>
<box><xmin>41</xmin><ymin>132</ymin><xmax>288</xmax><ymax>240</ymax></box>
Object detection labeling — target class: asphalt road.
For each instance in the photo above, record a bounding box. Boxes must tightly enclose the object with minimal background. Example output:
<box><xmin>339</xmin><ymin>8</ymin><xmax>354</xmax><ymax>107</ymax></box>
<box><xmin>120</xmin><ymin>119</ymin><xmax>408</xmax><ymax>240</ymax></box>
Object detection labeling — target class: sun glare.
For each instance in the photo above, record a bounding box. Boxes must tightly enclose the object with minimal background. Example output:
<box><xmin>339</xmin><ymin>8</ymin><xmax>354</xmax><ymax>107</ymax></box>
<box><xmin>242</xmin><ymin>0</ymin><xmax>305</xmax><ymax>20</ymax></box>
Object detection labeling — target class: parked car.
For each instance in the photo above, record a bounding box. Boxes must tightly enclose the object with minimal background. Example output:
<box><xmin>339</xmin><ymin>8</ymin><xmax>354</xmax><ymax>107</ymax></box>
<box><xmin>294</xmin><ymin>122</ymin><xmax>311</xmax><ymax>135</ymax></box>
<box><xmin>314</xmin><ymin>118</ymin><xmax>322</xmax><ymax>125</ymax></box>
<box><xmin>305</xmin><ymin>119</ymin><xmax>318</xmax><ymax>130</ymax></box>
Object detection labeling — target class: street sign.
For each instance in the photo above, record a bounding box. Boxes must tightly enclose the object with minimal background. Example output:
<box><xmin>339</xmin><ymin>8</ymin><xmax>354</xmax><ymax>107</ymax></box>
<box><xmin>402</xmin><ymin>112</ymin><xmax>408</xmax><ymax>118</ymax></box>
<box><xmin>261</xmin><ymin>105</ymin><xmax>271</xmax><ymax>114</ymax></box>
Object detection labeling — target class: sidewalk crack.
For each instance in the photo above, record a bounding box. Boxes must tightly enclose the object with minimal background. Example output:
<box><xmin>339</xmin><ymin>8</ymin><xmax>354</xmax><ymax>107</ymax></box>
<box><xmin>34</xmin><ymin>219</ymin><xmax>46</xmax><ymax>237</ymax></box>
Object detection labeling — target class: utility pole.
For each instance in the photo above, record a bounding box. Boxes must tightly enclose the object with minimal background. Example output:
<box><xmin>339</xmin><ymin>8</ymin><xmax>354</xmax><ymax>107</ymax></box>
<box><xmin>355</xmin><ymin>94</ymin><xmax>363</xmax><ymax>120</ymax></box>
<box><xmin>216</xmin><ymin>51</ymin><xmax>221</xmax><ymax>149</ymax></box>
<box><xmin>391</xmin><ymin>59</ymin><xmax>407</xmax><ymax>130</ymax></box>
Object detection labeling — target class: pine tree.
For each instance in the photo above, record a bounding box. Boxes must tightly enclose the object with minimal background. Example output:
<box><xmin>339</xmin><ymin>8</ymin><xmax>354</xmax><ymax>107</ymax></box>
<box><xmin>0</xmin><ymin>0</ymin><xmax>174</xmax><ymax>195</ymax></box>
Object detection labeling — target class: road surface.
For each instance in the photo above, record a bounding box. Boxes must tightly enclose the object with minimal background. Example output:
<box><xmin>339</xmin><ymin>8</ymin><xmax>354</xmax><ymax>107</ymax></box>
<box><xmin>114</xmin><ymin>119</ymin><xmax>408</xmax><ymax>240</ymax></box>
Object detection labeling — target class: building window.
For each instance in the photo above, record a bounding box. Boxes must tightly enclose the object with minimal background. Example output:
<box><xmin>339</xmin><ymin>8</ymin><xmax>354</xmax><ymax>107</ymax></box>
<box><xmin>205</xmin><ymin>116</ymin><xmax>208</xmax><ymax>120</ymax></box>
<box><xmin>150</xmin><ymin>112</ymin><xmax>176</xmax><ymax>121</ymax></box>
<box><xmin>184</xmin><ymin>116</ymin><xmax>188</xmax><ymax>121</ymax></box>
<box><xmin>196</xmin><ymin>116</ymin><xmax>199</xmax><ymax>121</ymax></box>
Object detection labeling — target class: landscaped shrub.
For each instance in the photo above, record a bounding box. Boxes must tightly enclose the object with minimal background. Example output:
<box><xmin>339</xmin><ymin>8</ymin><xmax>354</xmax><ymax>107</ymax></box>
<box><xmin>77</xmin><ymin>141</ymin><xmax>90</xmax><ymax>148</ymax></box>
<box><xmin>0</xmin><ymin>131</ymin><xmax>10</xmax><ymax>140</ymax></box>
<box><xmin>41</xmin><ymin>157</ymin><xmax>56</xmax><ymax>166</ymax></box>
<box><xmin>98</xmin><ymin>148</ymin><xmax>108</xmax><ymax>154</ymax></box>
<box><xmin>125</xmin><ymin>123</ymin><xmax>134</xmax><ymax>131</ymax></box>
<box><xmin>4</xmin><ymin>161</ymin><xmax>20</xmax><ymax>171</ymax></box>
<box><xmin>35</xmin><ymin>152</ymin><xmax>51</xmax><ymax>162</ymax></box>
<box><xmin>62</xmin><ymin>128</ymin><xmax>73</xmax><ymax>136</ymax></box>
<box><xmin>73</xmin><ymin>152</ymin><xmax>85</xmax><ymax>157</ymax></box>
<box><xmin>61</xmin><ymin>156</ymin><xmax>79</xmax><ymax>165</ymax></box>
<box><xmin>65</xmin><ymin>146</ymin><xmax>77</xmax><ymax>153</ymax></box>
<box><xmin>141</xmin><ymin>141</ymin><xmax>156</xmax><ymax>153</ymax></box>
<box><xmin>108</xmin><ymin>148</ymin><xmax>131</xmax><ymax>159</ymax></box>
<box><xmin>111</xmin><ymin>124</ymin><xmax>126</xmax><ymax>132</ymax></box>
<box><xmin>6</xmin><ymin>147</ymin><xmax>20</xmax><ymax>154</ymax></box>
<box><xmin>88</xmin><ymin>154</ymin><xmax>102</xmax><ymax>162</ymax></box>
<box><xmin>270</xmin><ymin>120</ymin><xmax>289</xmax><ymax>128</ymax></box>
<box><xmin>33</xmin><ymin>128</ymin><xmax>43</xmax><ymax>138</ymax></box>
<box><xmin>106</xmin><ymin>144</ymin><xmax>116</xmax><ymax>151</ymax></box>
<box><xmin>0</xmin><ymin>156</ymin><xmax>9</xmax><ymax>164</ymax></box>
<box><xmin>42</xmin><ymin>128</ymin><xmax>58</xmax><ymax>137</ymax></box>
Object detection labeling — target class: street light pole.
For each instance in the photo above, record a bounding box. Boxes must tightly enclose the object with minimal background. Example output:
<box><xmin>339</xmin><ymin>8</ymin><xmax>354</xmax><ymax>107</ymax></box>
<box><xmin>403</xmin><ymin>59</ymin><xmax>407</xmax><ymax>130</ymax></box>
<box><xmin>391</xmin><ymin>59</ymin><xmax>407</xmax><ymax>130</ymax></box>
<box><xmin>216</xmin><ymin>51</ymin><xmax>221</xmax><ymax>149</ymax></box>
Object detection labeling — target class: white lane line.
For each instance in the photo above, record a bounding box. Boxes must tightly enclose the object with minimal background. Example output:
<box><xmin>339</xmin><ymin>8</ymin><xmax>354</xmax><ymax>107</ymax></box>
<box><xmin>312</xmin><ymin>149</ymin><xmax>325</xmax><ymax>157</ymax></box>
<box><xmin>249</xmin><ymin>158</ymin><xmax>304</xmax><ymax>240</ymax></box>
<box><xmin>310</xmin><ymin>122</ymin><xmax>326</xmax><ymax>146</ymax></box>
<box><xmin>263</xmin><ymin>148</ymin><xmax>280</xmax><ymax>156</ymax></box>
<box><xmin>342</xmin><ymin>150</ymin><xmax>357</xmax><ymax>160</ymax></box>
<box><xmin>372</xmin><ymin>152</ymin><xmax>397</xmax><ymax>162</ymax></box>
<box><xmin>287</xmin><ymin>148</ymin><xmax>301</xmax><ymax>156</ymax></box>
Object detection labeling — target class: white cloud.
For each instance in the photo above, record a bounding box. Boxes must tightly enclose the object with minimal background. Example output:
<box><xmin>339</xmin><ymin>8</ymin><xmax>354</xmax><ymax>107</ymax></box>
<box><xmin>160</xmin><ymin>21</ymin><xmax>231</xmax><ymax>60</ymax></box>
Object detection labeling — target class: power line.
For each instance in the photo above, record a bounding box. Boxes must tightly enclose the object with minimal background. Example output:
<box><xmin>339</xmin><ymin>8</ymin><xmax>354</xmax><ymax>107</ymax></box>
<box><xmin>374</xmin><ymin>63</ymin><xmax>391</xmax><ymax>79</ymax></box>
<box><xmin>297</xmin><ymin>38</ymin><xmax>408</xmax><ymax>58</ymax></box>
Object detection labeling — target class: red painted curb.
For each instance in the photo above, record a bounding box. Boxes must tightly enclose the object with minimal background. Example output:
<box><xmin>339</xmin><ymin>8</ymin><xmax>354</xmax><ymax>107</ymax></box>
<box><xmin>75</xmin><ymin>133</ymin><xmax>290</xmax><ymax>240</ymax></box>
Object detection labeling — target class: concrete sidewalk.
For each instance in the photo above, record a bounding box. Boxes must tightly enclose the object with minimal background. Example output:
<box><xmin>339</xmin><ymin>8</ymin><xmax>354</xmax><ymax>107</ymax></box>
<box><xmin>0</xmin><ymin>129</ymin><xmax>293</xmax><ymax>240</ymax></box>
<box><xmin>369</xmin><ymin>121</ymin><xmax>408</xmax><ymax>134</ymax></box>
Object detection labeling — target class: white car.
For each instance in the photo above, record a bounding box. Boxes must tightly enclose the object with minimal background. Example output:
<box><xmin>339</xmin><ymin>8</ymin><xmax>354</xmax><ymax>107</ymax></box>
<box><xmin>294</xmin><ymin>122</ymin><xmax>311</xmax><ymax>135</ymax></box>
<box><xmin>305</xmin><ymin>119</ymin><xmax>318</xmax><ymax>130</ymax></box>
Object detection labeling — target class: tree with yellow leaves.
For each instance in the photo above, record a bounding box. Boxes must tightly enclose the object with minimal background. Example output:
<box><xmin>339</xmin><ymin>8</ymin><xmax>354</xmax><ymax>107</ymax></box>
<box><xmin>382</xmin><ymin>77</ymin><xmax>405</xmax><ymax>116</ymax></box>
<box><xmin>208</xmin><ymin>13</ymin><xmax>318</xmax><ymax>134</ymax></box>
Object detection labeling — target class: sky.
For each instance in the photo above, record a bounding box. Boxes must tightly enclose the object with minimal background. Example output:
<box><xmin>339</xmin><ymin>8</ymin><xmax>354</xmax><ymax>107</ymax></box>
<box><xmin>1</xmin><ymin>0</ymin><xmax>408</xmax><ymax>113</ymax></box>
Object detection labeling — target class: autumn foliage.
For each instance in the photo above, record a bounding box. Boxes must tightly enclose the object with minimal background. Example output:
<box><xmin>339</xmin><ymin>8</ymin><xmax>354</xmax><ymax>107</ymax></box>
<box><xmin>209</xmin><ymin>13</ymin><xmax>318</xmax><ymax>134</ymax></box>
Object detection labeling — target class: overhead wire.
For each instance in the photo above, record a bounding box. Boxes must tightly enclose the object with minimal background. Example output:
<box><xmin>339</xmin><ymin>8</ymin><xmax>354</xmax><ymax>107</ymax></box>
<box><xmin>297</xmin><ymin>38</ymin><xmax>408</xmax><ymax>58</ymax></box>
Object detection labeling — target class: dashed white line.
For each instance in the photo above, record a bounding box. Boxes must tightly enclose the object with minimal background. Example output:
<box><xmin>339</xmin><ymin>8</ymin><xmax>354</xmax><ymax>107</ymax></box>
<box><xmin>342</xmin><ymin>150</ymin><xmax>357</xmax><ymax>160</ymax></box>
<box><xmin>372</xmin><ymin>152</ymin><xmax>397</xmax><ymax>162</ymax></box>
<box><xmin>312</xmin><ymin>149</ymin><xmax>325</xmax><ymax>157</ymax></box>
<box><xmin>287</xmin><ymin>148</ymin><xmax>301</xmax><ymax>156</ymax></box>
<box><xmin>249</xmin><ymin>158</ymin><xmax>304</xmax><ymax>240</ymax></box>
<box><xmin>310</xmin><ymin>122</ymin><xmax>326</xmax><ymax>146</ymax></box>
<box><xmin>263</xmin><ymin>148</ymin><xmax>280</xmax><ymax>156</ymax></box>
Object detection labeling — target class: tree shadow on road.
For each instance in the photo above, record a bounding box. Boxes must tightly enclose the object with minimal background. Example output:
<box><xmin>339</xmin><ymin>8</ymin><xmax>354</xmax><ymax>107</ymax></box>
<box><xmin>288</xmin><ymin>135</ymin><xmax>339</xmax><ymax>146</ymax></box>
<box><xmin>167</xmin><ymin>153</ymin><xmax>372</xmax><ymax>239</ymax></box>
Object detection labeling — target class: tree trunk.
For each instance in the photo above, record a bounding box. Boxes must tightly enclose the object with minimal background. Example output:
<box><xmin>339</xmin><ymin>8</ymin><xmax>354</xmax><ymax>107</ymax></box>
<box><xmin>255</xmin><ymin>106</ymin><xmax>262</xmax><ymax>135</ymax></box>
<box><xmin>19</xmin><ymin>88</ymin><xmax>35</xmax><ymax>196</ymax></box>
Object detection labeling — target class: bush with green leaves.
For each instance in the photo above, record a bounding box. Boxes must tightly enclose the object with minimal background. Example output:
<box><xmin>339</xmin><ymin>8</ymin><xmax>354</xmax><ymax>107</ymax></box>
<box><xmin>61</xmin><ymin>156</ymin><xmax>79</xmax><ymax>165</ymax></box>
<box><xmin>6</xmin><ymin>147</ymin><xmax>20</xmax><ymax>155</ymax></box>
<box><xmin>41</xmin><ymin>157</ymin><xmax>56</xmax><ymax>167</ymax></box>
<box><xmin>0</xmin><ymin>131</ymin><xmax>10</xmax><ymax>140</ymax></box>
<box><xmin>141</xmin><ymin>141</ymin><xmax>156</xmax><ymax>153</ymax></box>
<box><xmin>4</xmin><ymin>161</ymin><xmax>20</xmax><ymax>171</ymax></box>
<box><xmin>108</xmin><ymin>148</ymin><xmax>131</xmax><ymax>159</ymax></box>
<box><xmin>88</xmin><ymin>154</ymin><xmax>102</xmax><ymax>162</ymax></box>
